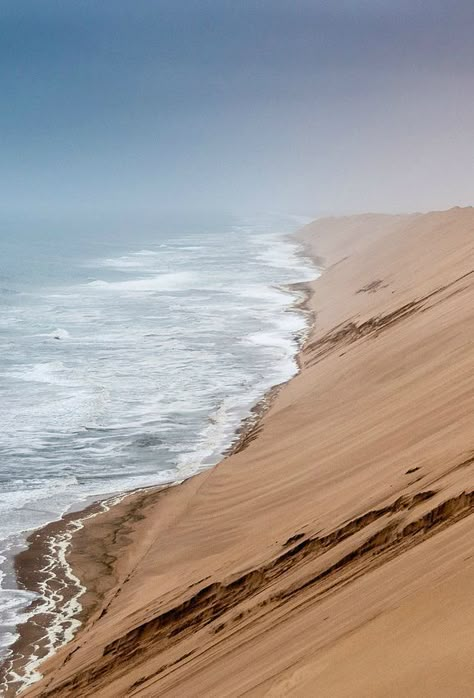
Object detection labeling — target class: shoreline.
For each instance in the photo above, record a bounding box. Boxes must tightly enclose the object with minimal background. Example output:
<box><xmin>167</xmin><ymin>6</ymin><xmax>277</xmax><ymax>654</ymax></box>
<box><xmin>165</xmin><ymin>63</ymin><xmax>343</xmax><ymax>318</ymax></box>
<box><xmin>0</xmin><ymin>252</ymin><xmax>318</xmax><ymax>695</ymax></box>
<box><xmin>2</xmin><ymin>487</ymin><xmax>167</xmax><ymax>693</ymax></box>
<box><xmin>225</xmin><ymin>280</ymin><xmax>316</xmax><ymax>458</ymax></box>
<box><xmin>5</xmin><ymin>207</ymin><xmax>474</xmax><ymax>697</ymax></box>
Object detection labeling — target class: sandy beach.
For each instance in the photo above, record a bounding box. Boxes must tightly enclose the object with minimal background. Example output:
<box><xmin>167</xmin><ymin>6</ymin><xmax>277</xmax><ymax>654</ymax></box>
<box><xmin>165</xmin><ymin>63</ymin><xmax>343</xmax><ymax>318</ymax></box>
<box><xmin>5</xmin><ymin>207</ymin><xmax>474</xmax><ymax>696</ymax></box>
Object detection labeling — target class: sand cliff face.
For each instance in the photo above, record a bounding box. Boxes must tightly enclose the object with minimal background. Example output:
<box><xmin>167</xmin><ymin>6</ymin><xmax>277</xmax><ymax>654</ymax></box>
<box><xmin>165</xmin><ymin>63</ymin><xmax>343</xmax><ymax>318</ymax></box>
<box><xmin>23</xmin><ymin>208</ymin><xmax>474</xmax><ymax>697</ymax></box>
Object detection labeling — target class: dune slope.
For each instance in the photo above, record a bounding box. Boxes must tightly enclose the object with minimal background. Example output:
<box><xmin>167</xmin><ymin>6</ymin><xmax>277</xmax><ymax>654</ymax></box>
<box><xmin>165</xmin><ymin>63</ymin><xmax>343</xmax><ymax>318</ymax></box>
<box><xmin>25</xmin><ymin>207</ymin><xmax>474</xmax><ymax>697</ymax></box>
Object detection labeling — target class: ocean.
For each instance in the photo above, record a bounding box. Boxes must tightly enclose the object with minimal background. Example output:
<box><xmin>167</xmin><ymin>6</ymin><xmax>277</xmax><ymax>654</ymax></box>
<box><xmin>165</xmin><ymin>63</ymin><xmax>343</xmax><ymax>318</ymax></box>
<box><xmin>0</xmin><ymin>213</ymin><xmax>317</xmax><ymax>671</ymax></box>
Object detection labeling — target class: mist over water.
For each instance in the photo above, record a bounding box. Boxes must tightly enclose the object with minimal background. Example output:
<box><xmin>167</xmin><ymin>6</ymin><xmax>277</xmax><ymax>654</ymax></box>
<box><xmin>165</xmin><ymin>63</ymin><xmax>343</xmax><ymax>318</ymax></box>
<box><xmin>0</xmin><ymin>213</ymin><xmax>317</xmax><ymax>661</ymax></box>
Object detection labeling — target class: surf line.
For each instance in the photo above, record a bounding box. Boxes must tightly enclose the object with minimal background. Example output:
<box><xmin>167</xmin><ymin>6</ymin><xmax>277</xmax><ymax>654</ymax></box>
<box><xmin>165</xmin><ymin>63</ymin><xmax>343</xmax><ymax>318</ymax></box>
<box><xmin>3</xmin><ymin>493</ymin><xmax>127</xmax><ymax>693</ymax></box>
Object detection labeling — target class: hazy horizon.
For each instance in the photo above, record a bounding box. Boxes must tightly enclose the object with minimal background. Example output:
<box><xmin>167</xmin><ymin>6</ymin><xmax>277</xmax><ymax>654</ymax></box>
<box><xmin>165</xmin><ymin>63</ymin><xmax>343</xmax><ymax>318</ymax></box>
<box><xmin>1</xmin><ymin>0</ymin><xmax>473</xmax><ymax>223</ymax></box>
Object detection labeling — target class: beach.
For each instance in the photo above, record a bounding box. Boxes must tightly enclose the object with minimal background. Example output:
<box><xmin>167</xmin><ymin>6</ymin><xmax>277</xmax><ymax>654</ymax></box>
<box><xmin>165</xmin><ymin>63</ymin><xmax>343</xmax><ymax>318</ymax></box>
<box><xmin>6</xmin><ymin>207</ymin><xmax>474</xmax><ymax>696</ymax></box>
<box><xmin>0</xmin><ymin>214</ymin><xmax>315</xmax><ymax>684</ymax></box>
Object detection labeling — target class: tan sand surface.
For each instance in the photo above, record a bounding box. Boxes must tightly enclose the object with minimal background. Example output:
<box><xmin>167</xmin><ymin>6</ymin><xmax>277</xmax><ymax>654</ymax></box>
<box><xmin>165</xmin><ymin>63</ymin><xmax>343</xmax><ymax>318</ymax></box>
<box><xmin>18</xmin><ymin>207</ymin><xmax>474</xmax><ymax>697</ymax></box>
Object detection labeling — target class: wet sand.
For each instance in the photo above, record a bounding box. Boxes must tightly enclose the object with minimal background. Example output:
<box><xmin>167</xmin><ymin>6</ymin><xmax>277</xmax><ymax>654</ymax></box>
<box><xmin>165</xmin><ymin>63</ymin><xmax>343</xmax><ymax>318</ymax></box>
<box><xmin>6</xmin><ymin>207</ymin><xmax>474</xmax><ymax>696</ymax></box>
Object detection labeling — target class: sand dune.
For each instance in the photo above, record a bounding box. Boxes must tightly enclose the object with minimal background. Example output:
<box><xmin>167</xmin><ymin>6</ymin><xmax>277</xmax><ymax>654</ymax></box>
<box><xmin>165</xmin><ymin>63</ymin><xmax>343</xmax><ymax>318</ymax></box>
<box><xmin>20</xmin><ymin>207</ymin><xmax>474</xmax><ymax>697</ymax></box>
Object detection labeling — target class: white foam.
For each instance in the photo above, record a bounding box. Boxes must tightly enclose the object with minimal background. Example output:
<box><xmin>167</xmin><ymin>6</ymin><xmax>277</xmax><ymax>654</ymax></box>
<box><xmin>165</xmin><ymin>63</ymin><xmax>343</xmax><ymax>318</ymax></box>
<box><xmin>0</xmin><ymin>631</ymin><xmax>18</xmax><ymax>652</ymax></box>
<box><xmin>0</xmin><ymin>477</ymin><xmax>79</xmax><ymax>516</ymax></box>
<box><xmin>0</xmin><ymin>214</ymin><xmax>319</xmax><ymax>689</ymax></box>
<box><xmin>86</xmin><ymin>249</ymin><xmax>161</xmax><ymax>271</ymax></box>
<box><xmin>232</xmin><ymin>283</ymin><xmax>294</xmax><ymax>304</ymax></box>
<box><xmin>243</xmin><ymin>330</ymin><xmax>296</xmax><ymax>352</ymax></box>
<box><xmin>176</xmin><ymin>399</ymin><xmax>235</xmax><ymax>478</ymax></box>
<box><xmin>251</xmin><ymin>227</ymin><xmax>318</xmax><ymax>283</ymax></box>
<box><xmin>86</xmin><ymin>271</ymin><xmax>199</xmax><ymax>292</ymax></box>
<box><xmin>10</xmin><ymin>361</ymin><xmax>74</xmax><ymax>386</ymax></box>
<box><xmin>0</xmin><ymin>588</ymin><xmax>37</xmax><ymax>627</ymax></box>
<box><xmin>0</xmin><ymin>493</ymin><xmax>131</xmax><ymax>693</ymax></box>
<box><xmin>47</xmin><ymin>328</ymin><xmax>70</xmax><ymax>340</ymax></box>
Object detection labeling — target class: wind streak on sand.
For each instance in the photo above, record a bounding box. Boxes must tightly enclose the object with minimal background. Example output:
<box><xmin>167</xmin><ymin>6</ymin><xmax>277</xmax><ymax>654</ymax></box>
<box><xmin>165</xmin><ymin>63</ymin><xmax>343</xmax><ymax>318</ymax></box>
<box><xmin>0</xmin><ymin>217</ymin><xmax>317</xmax><ymax>678</ymax></box>
<box><xmin>2</xmin><ymin>284</ymin><xmax>315</xmax><ymax>696</ymax></box>
<box><xmin>10</xmin><ymin>207</ymin><xmax>474</xmax><ymax>697</ymax></box>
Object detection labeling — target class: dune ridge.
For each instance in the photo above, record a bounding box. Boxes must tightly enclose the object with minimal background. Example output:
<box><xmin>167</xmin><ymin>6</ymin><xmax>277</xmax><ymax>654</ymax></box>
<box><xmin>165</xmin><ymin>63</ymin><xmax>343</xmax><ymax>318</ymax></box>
<box><xmin>14</xmin><ymin>207</ymin><xmax>474</xmax><ymax>697</ymax></box>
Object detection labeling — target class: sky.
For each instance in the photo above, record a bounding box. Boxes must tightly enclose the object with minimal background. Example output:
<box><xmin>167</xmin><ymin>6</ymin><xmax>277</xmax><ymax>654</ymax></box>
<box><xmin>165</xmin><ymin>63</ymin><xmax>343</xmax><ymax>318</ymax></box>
<box><xmin>1</xmin><ymin>0</ymin><xmax>473</xmax><ymax>222</ymax></box>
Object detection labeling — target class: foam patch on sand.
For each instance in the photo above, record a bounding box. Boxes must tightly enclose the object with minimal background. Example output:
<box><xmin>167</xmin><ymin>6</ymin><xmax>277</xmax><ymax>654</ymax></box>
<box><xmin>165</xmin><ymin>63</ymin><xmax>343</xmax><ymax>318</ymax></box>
<box><xmin>1</xmin><ymin>493</ymin><xmax>128</xmax><ymax>694</ymax></box>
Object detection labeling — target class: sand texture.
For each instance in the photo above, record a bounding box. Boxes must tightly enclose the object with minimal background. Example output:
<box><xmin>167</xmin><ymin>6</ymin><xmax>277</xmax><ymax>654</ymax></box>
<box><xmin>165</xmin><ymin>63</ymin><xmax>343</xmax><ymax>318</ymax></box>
<box><xmin>18</xmin><ymin>207</ymin><xmax>474</xmax><ymax>697</ymax></box>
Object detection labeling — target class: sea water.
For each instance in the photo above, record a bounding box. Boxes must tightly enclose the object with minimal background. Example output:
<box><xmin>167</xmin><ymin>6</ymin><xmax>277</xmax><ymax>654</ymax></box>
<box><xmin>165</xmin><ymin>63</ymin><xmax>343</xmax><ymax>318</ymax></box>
<box><xmin>0</xmin><ymin>213</ymin><xmax>316</xmax><ymax>669</ymax></box>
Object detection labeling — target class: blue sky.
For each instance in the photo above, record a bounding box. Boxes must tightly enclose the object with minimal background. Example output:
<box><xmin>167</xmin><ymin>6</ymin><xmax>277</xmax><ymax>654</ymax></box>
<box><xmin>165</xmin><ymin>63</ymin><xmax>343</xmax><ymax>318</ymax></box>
<box><xmin>1</xmin><ymin>1</ymin><xmax>473</xmax><ymax>221</ymax></box>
